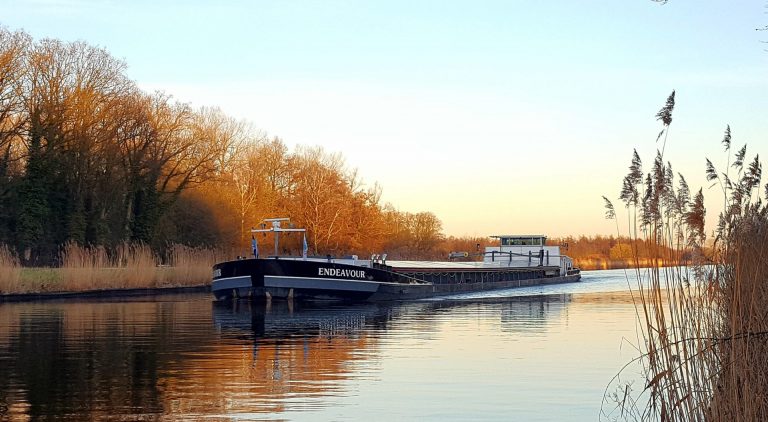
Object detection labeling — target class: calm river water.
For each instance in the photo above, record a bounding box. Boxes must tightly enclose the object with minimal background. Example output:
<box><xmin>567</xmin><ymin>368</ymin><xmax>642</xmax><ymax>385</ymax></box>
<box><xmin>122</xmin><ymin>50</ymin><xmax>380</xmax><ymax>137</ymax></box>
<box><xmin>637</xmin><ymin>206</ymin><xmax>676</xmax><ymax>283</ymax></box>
<box><xmin>0</xmin><ymin>269</ymin><xmax>647</xmax><ymax>421</ymax></box>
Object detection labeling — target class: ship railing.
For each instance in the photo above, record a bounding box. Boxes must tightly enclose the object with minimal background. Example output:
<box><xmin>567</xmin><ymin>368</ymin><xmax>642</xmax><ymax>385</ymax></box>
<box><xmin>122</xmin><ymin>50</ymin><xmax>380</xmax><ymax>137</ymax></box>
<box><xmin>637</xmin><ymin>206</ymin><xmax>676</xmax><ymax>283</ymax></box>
<box><xmin>368</xmin><ymin>257</ymin><xmax>430</xmax><ymax>285</ymax></box>
<box><xmin>481</xmin><ymin>250</ymin><xmax>575</xmax><ymax>266</ymax></box>
<box><xmin>481</xmin><ymin>250</ymin><xmax>570</xmax><ymax>258</ymax></box>
<box><xmin>394</xmin><ymin>272</ymin><xmax>430</xmax><ymax>285</ymax></box>
<box><xmin>381</xmin><ymin>266</ymin><xmax>430</xmax><ymax>285</ymax></box>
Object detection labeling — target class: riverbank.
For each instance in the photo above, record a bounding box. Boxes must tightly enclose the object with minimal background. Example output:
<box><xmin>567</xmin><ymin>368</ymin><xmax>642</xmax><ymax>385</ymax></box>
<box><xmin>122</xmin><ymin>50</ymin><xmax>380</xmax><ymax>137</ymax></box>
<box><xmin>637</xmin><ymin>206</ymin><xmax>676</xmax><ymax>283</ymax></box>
<box><xmin>0</xmin><ymin>266</ymin><xmax>213</xmax><ymax>296</ymax></box>
<box><xmin>0</xmin><ymin>284</ymin><xmax>210</xmax><ymax>303</ymax></box>
<box><xmin>0</xmin><ymin>243</ymin><xmax>222</xmax><ymax>295</ymax></box>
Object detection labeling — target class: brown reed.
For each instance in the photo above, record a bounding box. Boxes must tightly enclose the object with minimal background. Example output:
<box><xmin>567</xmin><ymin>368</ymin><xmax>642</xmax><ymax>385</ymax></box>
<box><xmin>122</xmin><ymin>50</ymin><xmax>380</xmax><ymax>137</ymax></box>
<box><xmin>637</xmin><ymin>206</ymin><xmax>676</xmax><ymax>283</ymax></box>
<box><xmin>164</xmin><ymin>244</ymin><xmax>223</xmax><ymax>286</ymax></box>
<box><xmin>601</xmin><ymin>95</ymin><xmax>767</xmax><ymax>421</ymax></box>
<box><xmin>113</xmin><ymin>242</ymin><xmax>158</xmax><ymax>288</ymax></box>
<box><xmin>0</xmin><ymin>244</ymin><xmax>21</xmax><ymax>293</ymax></box>
<box><xmin>54</xmin><ymin>242</ymin><xmax>221</xmax><ymax>292</ymax></box>
<box><xmin>708</xmin><ymin>210</ymin><xmax>768</xmax><ymax>420</ymax></box>
<box><xmin>60</xmin><ymin>242</ymin><xmax>115</xmax><ymax>291</ymax></box>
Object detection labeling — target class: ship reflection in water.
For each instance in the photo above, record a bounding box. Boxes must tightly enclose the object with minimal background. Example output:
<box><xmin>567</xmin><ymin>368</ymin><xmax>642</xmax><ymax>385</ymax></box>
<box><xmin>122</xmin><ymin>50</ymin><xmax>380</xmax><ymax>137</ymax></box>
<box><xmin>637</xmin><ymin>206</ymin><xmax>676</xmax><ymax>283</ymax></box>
<box><xmin>0</xmin><ymin>271</ymin><xmax>643</xmax><ymax>421</ymax></box>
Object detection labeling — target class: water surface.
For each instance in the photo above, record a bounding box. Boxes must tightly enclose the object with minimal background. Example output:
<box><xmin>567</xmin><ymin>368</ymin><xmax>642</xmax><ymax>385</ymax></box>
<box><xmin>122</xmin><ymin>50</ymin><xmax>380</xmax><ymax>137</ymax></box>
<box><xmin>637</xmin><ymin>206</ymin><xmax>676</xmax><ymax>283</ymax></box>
<box><xmin>0</xmin><ymin>269</ymin><xmax>644</xmax><ymax>420</ymax></box>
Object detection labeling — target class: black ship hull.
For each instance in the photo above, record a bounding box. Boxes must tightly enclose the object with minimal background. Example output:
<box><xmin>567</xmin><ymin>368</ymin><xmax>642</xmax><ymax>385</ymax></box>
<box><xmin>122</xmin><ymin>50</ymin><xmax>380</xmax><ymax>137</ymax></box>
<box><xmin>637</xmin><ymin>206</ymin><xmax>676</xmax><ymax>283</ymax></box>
<box><xmin>211</xmin><ymin>258</ymin><xmax>581</xmax><ymax>302</ymax></box>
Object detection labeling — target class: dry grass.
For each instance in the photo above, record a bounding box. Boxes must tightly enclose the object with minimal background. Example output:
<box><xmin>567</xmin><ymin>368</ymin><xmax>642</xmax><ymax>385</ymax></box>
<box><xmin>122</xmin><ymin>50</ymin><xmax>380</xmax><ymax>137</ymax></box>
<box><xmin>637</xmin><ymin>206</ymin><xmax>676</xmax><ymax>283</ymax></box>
<box><xmin>611</xmin><ymin>215</ymin><xmax>768</xmax><ymax>422</ymax></box>
<box><xmin>601</xmin><ymin>95</ymin><xmax>767</xmax><ymax>421</ymax></box>
<box><xmin>59</xmin><ymin>242</ymin><xmax>223</xmax><ymax>290</ymax></box>
<box><xmin>164</xmin><ymin>244</ymin><xmax>225</xmax><ymax>286</ymax></box>
<box><xmin>0</xmin><ymin>242</ymin><xmax>226</xmax><ymax>295</ymax></box>
<box><xmin>0</xmin><ymin>244</ymin><xmax>21</xmax><ymax>293</ymax></box>
<box><xmin>113</xmin><ymin>242</ymin><xmax>159</xmax><ymax>288</ymax></box>
<box><xmin>708</xmin><ymin>212</ymin><xmax>768</xmax><ymax>419</ymax></box>
<box><xmin>60</xmin><ymin>242</ymin><xmax>118</xmax><ymax>291</ymax></box>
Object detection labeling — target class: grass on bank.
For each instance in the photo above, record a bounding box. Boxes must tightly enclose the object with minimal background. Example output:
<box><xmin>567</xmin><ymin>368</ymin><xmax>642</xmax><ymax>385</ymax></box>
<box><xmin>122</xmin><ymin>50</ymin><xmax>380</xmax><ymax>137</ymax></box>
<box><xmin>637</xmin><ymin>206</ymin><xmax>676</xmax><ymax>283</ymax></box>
<box><xmin>0</xmin><ymin>242</ymin><xmax>226</xmax><ymax>294</ymax></box>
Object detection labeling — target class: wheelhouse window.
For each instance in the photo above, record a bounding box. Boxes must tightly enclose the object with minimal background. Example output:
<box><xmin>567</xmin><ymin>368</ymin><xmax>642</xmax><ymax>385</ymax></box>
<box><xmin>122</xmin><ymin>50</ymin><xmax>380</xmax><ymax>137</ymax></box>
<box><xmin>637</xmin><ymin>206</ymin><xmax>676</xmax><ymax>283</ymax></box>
<box><xmin>500</xmin><ymin>236</ymin><xmax>546</xmax><ymax>246</ymax></box>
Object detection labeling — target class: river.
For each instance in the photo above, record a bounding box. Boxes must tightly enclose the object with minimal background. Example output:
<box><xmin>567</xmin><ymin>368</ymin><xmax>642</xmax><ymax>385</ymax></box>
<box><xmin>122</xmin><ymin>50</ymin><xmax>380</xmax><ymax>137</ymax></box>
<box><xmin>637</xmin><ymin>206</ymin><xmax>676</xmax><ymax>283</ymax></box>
<box><xmin>0</xmin><ymin>269</ymin><xmax>647</xmax><ymax>421</ymax></box>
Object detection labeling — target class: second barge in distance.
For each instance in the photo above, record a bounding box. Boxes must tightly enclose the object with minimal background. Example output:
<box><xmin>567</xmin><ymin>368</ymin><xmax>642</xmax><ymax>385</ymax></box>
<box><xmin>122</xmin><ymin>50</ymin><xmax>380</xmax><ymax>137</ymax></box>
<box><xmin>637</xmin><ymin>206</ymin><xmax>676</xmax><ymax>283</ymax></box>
<box><xmin>212</xmin><ymin>218</ymin><xmax>581</xmax><ymax>302</ymax></box>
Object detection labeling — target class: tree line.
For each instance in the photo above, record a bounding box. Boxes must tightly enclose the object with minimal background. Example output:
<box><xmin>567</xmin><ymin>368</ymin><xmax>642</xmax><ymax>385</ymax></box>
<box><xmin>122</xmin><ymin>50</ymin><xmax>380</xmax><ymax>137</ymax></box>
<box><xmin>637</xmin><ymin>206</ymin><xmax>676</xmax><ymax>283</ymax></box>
<box><xmin>0</xmin><ymin>27</ymin><xmax>451</xmax><ymax>265</ymax></box>
<box><xmin>2</xmin><ymin>26</ymin><xmax>675</xmax><ymax>268</ymax></box>
<box><xmin>546</xmin><ymin>235</ymin><xmax>700</xmax><ymax>270</ymax></box>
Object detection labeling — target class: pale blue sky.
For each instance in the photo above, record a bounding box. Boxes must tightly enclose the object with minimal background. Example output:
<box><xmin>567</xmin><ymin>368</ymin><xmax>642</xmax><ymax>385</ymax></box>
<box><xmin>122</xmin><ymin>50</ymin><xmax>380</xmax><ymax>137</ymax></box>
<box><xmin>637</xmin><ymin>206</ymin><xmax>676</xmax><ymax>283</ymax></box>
<box><xmin>3</xmin><ymin>0</ymin><xmax>767</xmax><ymax>237</ymax></box>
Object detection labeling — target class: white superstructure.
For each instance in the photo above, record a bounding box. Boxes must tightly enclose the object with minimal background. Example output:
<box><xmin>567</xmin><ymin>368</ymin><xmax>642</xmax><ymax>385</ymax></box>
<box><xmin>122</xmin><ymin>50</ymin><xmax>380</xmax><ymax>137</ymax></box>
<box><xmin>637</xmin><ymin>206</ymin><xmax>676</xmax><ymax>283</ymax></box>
<box><xmin>483</xmin><ymin>235</ymin><xmax>575</xmax><ymax>276</ymax></box>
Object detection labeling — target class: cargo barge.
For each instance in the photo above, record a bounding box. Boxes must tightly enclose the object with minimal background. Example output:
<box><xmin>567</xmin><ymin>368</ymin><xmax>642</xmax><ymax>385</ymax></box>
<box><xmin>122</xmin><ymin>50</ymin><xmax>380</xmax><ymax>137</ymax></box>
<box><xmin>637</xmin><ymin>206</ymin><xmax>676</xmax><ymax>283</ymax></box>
<box><xmin>212</xmin><ymin>218</ymin><xmax>580</xmax><ymax>302</ymax></box>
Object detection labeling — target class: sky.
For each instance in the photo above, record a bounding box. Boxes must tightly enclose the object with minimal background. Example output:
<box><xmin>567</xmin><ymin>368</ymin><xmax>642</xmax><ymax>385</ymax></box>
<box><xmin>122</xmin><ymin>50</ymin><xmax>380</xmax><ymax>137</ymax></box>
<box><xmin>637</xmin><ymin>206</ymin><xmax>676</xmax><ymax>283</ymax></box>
<box><xmin>2</xmin><ymin>0</ymin><xmax>767</xmax><ymax>237</ymax></box>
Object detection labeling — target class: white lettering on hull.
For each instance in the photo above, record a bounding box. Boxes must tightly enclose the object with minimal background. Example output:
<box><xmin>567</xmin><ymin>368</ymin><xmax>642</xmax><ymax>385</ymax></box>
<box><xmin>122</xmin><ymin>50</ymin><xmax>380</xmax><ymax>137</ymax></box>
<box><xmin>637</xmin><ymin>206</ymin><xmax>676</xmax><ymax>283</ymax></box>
<box><xmin>318</xmin><ymin>267</ymin><xmax>366</xmax><ymax>279</ymax></box>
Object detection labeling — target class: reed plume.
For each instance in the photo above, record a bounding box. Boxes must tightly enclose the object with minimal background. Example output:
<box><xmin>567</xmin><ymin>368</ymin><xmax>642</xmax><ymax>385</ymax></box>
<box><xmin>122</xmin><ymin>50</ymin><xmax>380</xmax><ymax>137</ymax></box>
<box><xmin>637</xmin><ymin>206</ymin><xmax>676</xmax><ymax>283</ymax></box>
<box><xmin>602</xmin><ymin>91</ymin><xmax>768</xmax><ymax>421</ymax></box>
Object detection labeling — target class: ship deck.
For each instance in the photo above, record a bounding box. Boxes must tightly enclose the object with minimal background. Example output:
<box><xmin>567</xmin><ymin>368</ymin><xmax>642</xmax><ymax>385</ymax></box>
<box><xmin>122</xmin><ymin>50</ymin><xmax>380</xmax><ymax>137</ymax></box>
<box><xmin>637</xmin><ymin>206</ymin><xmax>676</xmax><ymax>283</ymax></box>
<box><xmin>386</xmin><ymin>260</ymin><xmax>560</xmax><ymax>273</ymax></box>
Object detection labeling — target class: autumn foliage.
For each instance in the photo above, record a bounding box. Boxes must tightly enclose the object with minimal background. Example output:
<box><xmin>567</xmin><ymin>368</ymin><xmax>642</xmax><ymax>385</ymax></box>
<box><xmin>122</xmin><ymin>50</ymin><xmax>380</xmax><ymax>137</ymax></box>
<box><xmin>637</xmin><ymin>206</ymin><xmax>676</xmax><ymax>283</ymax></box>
<box><xmin>0</xmin><ymin>27</ymin><xmax>451</xmax><ymax>265</ymax></box>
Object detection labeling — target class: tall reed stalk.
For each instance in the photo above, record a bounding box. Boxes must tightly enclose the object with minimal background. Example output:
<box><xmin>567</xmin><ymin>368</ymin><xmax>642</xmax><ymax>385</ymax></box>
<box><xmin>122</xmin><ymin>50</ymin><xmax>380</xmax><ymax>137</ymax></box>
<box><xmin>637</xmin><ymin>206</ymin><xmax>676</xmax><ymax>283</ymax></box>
<box><xmin>601</xmin><ymin>92</ymin><xmax>767</xmax><ymax>421</ymax></box>
<box><xmin>0</xmin><ymin>244</ymin><xmax>21</xmax><ymax>293</ymax></box>
<box><xmin>113</xmin><ymin>243</ymin><xmax>159</xmax><ymax>288</ymax></box>
<box><xmin>58</xmin><ymin>242</ymin><xmax>221</xmax><ymax>291</ymax></box>
<box><xmin>708</xmin><ymin>207</ymin><xmax>768</xmax><ymax>419</ymax></box>
<box><xmin>164</xmin><ymin>244</ymin><xmax>224</xmax><ymax>286</ymax></box>
<box><xmin>60</xmin><ymin>242</ymin><xmax>114</xmax><ymax>290</ymax></box>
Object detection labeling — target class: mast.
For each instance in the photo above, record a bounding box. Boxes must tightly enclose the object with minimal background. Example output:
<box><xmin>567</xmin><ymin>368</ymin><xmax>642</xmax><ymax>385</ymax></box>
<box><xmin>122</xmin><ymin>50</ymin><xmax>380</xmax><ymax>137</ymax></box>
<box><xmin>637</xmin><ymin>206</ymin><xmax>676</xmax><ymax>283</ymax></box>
<box><xmin>251</xmin><ymin>217</ymin><xmax>306</xmax><ymax>257</ymax></box>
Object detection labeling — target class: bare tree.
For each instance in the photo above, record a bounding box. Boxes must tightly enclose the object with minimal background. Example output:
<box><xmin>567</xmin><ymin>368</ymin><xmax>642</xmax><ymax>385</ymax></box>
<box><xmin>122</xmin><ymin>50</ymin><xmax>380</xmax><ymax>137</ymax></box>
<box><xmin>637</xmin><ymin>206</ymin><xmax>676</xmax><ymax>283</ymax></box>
<box><xmin>0</xmin><ymin>28</ymin><xmax>30</xmax><ymax>187</ymax></box>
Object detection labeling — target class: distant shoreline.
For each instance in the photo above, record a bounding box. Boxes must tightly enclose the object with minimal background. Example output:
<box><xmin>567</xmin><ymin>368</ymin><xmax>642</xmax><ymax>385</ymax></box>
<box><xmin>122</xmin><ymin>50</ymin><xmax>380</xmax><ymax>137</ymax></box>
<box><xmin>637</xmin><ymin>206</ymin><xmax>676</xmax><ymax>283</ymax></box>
<box><xmin>573</xmin><ymin>259</ymin><xmax>696</xmax><ymax>271</ymax></box>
